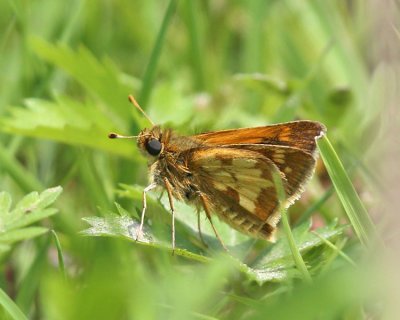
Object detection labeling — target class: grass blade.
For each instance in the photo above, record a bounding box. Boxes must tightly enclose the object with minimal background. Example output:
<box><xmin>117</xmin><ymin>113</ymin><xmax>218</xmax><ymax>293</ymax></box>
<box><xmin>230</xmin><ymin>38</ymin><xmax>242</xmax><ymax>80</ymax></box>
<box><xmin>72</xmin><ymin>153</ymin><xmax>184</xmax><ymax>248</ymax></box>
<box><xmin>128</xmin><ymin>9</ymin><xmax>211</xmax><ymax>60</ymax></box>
<box><xmin>0</xmin><ymin>288</ymin><xmax>28</xmax><ymax>320</ymax></box>
<box><xmin>184</xmin><ymin>0</ymin><xmax>205</xmax><ymax>90</ymax></box>
<box><xmin>271</xmin><ymin>169</ymin><xmax>312</xmax><ymax>283</ymax></box>
<box><xmin>311</xmin><ymin>231</ymin><xmax>356</xmax><ymax>268</ymax></box>
<box><xmin>0</xmin><ymin>144</ymin><xmax>43</xmax><ymax>193</ymax></box>
<box><xmin>317</xmin><ymin>135</ymin><xmax>381</xmax><ymax>248</ymax></box>
<box><xmin>295</xmin><ymin>187</ymin><xmax>335</xmax><ymax>226</ymax></box>
<box><xmin>51</xmin><ymin>230</ymin><xmax>66</xmax><ymax>278</ymax></box>
<box><xmin>138</xmin><ymin>0</ymin><xmax>177</xmax><ymax>108</ymax></box>
<box><xmin>15</xmin><ymin>236</ymin><xmax>51</xmax><ymax>314</ymax></box>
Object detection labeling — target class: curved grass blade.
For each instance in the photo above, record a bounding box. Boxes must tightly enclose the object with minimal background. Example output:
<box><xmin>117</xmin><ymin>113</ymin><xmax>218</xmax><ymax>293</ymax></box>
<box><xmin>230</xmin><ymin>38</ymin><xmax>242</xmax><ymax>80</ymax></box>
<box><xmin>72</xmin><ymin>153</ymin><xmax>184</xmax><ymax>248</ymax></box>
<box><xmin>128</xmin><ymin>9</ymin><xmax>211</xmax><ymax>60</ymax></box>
<box><xmin>138</xmin><ymin>0</ymin><xmax>177</xmax><ymax>108</ymax></box>
<box><xmin>271</xmin><ymin>168</ymin><xmax>312</xmax><ymax>283</ymax></box>
<box><xmin>317</xmin><ymin>135</ymin><xmax>381</xmax><ymax>248</ymax></box>
<box><xmin>0</xmin><ymin>288</ymin><xmax>28</xmax><ymax>320</ymax></box>
<box><xmin>51</xmin><ymin>230</ymin><xmax>66</xmax><ymax>278</ymax></box>
<box><xmin>310</xmin><ymin>231</ymin><xmax>356</xmax><ymax>268</ymax></box>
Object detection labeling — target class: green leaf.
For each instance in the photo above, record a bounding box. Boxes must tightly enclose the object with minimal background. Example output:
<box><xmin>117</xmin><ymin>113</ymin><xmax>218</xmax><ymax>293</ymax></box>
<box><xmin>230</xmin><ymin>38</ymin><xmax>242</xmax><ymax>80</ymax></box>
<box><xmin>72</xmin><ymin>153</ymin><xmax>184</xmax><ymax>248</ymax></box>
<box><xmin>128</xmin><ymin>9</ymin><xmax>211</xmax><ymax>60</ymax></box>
<box><xmin>0</xmin><ymin>187</ymin><xmax>62</xmax><ymax>248</ymax></box>
<box><xmin>29</xmin><ymin>37</ymin><xmax>143</xmax><ymax>131</ymax></box>
<box><xmin>2</xmin><ymin>97</ymin><xmax>137</xmax><ymax>159</ymax></box>
<box><xmin>0</xmin><ymin>227</ymin><xmax>49</xmax><ymax>244</ymax></box>
<box><xmin>7</xmin><ymin>187</ymin><xmax>61</xmax><ymax>226</ymax></box>
<box><xmin>7</xmin><ymin>186</ymin><xmax>62</xmax><ymax>229</ymax></box>
<box><xmin>81</xmin><ymin>211</ymin><xmax>210</xmax><ymax>263</ymax></box>
<box><xmin>246</xmin><ymin>219</ymin><xmax>348</xmax><ymax>283</ymax></box>
<box><xmin>8</xmin><ymin>192</ymin><xmax>39</xmax><ymax>225</ymax></box>
<box><xmin>0</xmin><ymin>192</ymin><xmax>12</xmax><ymax>219</ymax></box>
<box><xmin>116</xmin><ymin>184</ymin><xmax>251</xmax><ymax>250</ymax></box>
<box><xmin>82</xmin><ymin>201</ymin><xmax>348</xmax><ymax>283</ymax></box>
<box><xmin>34</xmin><ymin>186</ymin><xmax>63</xmax><ymax>210</ymax></box>
<box><xmin>7</xmin><ymin>208</ymin><xmax>58</xmax><ymax>231</ymax></box>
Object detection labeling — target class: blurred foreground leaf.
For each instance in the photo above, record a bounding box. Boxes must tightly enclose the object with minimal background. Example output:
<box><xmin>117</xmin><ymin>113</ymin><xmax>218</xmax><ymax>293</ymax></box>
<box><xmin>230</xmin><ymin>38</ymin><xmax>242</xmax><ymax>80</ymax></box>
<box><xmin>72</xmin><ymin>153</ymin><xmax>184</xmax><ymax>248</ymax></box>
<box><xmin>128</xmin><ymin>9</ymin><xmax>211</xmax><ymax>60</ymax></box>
<box><xmin>30</xmin><ymin>37</ymin><xmax>142</xmax><ymax>130</ymax></box>
<box><xmin>0</xmin><ymin>288</ymin><xmax>28</xmax><ymax>320</ymax></box>
<box><xmin>1</xmin><ymin>96</ymin><xmax>136</xmax><ymax>159</ymax></box>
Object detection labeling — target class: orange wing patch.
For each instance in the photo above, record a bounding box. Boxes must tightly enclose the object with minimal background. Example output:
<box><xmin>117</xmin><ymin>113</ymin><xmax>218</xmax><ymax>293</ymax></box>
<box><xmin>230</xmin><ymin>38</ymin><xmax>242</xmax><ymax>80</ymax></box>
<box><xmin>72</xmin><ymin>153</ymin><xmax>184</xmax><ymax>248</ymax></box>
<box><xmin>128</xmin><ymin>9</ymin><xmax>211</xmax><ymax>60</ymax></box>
<box><xmin>191</xmin><ymin>120</ymin><xmax>326</xmax><ymax>154</ymax></box>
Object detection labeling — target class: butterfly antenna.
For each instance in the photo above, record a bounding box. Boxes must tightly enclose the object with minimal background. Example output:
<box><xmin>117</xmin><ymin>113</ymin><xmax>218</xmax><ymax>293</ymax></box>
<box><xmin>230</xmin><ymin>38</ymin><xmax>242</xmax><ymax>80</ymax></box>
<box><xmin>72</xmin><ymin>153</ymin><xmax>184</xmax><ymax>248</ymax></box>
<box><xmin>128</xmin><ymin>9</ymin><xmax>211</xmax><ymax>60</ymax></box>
<box><xmin>128</xmin><ymin>94</ymin><xmax>155</xmax><ymax>127</ymax></box>
<box><xmin>108</xmin><ymin>133</ymin><xmax>138</xmax><ymax>139</ymax></box>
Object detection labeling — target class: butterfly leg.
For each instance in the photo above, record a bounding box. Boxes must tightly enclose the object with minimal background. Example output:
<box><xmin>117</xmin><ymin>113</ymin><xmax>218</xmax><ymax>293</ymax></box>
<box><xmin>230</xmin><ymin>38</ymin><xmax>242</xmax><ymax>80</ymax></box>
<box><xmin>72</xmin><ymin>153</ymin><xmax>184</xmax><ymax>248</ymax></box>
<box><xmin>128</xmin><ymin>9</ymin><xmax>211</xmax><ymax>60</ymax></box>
<box><xmin>163</xmin><ymin>177</ymin><xmax>176</xmax><ymax>254</ymax></box>
<box><xmin>197</xmin><ymin>192</ymin><xmax>229</xmax><ymax>252</ymax></box>
<box><xmin>137</xmin><ymin>183</ymin><xmax>157</xmax><ymax>241</ymax></box>
<box><xmin>196</xmin><ymin>208</ymin><xmax>208</xmax><ymax>248</ymax></box>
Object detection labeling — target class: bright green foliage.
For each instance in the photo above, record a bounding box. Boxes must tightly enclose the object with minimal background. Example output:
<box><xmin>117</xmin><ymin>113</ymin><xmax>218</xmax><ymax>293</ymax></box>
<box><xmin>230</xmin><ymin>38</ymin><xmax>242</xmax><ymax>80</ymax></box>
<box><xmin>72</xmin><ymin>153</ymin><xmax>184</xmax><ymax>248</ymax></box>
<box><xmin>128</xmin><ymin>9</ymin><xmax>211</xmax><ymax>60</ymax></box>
<box><xmin>81</xmin><ymin>201</ymin><xmax>348</xmax><ymax>284</ymax></box>
<box><xmin>250</xmin><ymin>219</ymin><xmax>348</xmax><ymax>282</ymax></box>
<box><xmin>0</xmin><ymin>0</ymin><xmax>394</xmax><ymax>319</ymax></box>
<box><xmin>29</xmin><ymin>37</ymin><xmax>143</xmax><ymax>130</ymax></box>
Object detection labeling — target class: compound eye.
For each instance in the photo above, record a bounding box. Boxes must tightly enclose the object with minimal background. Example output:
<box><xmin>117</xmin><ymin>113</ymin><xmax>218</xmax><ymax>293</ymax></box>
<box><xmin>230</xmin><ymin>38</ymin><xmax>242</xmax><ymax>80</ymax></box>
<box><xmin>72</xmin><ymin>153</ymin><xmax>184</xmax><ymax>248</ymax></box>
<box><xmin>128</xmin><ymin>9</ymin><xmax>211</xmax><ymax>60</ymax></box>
<box><xmin>146</xmin><ymin>138</ymin><xmax>162</xmax><ymax>156</ymax></box>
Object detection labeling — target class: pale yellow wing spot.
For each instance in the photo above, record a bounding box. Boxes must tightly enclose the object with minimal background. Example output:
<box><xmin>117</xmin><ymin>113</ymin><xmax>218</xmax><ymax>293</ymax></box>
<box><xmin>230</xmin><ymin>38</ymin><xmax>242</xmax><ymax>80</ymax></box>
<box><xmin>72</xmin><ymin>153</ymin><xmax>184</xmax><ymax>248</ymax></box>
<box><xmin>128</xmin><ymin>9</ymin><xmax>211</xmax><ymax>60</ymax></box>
<box><xmin>273</xmin><ymin>153</ymin><xmax>285</xmax><ymax>159</ymax></box>
<box><xmin>273</xmin><ymin>158</ymin><xmax>285</xmax><ymax>164</ymax></box>
<box><xmin>239</xmin><ymin>195</ymin><xmax>257</xmax><ymax>213</ymax></box>
<box><xmin>214</xmin><ymin>181</ymin><xmax>228</xmax><ymax>192</ymax></box>
<box><xmin>232</xmin><ymin>158</ymin><xmax>258</xmax><ymax>168</ymax></box>
<box><xmin>284</xmin><ymin>167</ymin><xmax>293</xmax><ymax>174</ymax></box>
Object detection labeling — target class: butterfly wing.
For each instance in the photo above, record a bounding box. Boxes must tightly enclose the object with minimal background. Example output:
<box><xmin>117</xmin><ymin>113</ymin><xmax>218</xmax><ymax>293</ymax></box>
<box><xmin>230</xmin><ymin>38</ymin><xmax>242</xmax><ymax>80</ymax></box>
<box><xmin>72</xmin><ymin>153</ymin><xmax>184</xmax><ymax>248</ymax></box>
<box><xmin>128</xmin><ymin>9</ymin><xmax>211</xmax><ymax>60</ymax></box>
<box><xmin>223</xmin><ymin>144</ymin><xmax>317</xmax><ymax>200</ymax></box>
<box><xmin>180</xmin><ymin>121</ymin><xmax>324</xmax><ymax>240</ymax></box>
<box><xmin>191</xmin><ymin>120</ymin><xmax>326</xmax><ymax>155</ymax></box>
<box><xmin>186</xmin><ymin>146</ymin><xmax>315</xmax><ymax>240</ymax></box>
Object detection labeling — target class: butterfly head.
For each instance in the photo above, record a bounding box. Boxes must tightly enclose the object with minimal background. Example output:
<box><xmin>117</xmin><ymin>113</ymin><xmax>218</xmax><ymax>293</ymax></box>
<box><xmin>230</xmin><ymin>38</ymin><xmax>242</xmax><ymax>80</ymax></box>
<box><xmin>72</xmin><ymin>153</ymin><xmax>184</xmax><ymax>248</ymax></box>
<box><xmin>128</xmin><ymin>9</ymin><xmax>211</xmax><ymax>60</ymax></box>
<box><xmin>108</xmin><ymin>125</ymin><xmax>164</xmax><ymax>158</ymax></box>
<box><xmin>108</xmin><ymin>94</ymin><xmax>165</xmax><ymax>158</ymax></box>
<box><xmin>136</xmin><ymin>125</ymin><xmax>163</xmax><ymax>158</ymax></box>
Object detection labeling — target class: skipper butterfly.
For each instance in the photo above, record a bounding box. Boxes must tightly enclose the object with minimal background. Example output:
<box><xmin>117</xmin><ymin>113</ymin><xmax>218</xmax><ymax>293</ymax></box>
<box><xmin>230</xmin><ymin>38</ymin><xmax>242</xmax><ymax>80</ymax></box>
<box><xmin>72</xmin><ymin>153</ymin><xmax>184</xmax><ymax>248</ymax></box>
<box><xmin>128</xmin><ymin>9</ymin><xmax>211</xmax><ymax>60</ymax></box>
<box><xmin>109</xmin><ymin>95</ymin><xmax>326</xmax><ymax>251</ymax></box>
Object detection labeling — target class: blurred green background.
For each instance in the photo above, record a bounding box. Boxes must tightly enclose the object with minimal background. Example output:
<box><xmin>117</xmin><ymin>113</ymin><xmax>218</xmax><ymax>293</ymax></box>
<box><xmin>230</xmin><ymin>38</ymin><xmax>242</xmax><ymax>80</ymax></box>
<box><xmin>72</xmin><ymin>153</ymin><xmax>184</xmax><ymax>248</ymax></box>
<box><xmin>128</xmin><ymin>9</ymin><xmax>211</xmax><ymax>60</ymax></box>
<box><xmin>0</xmin><ymin>0</ymin><xmax>399</xmax><ymax>319</ymax></box>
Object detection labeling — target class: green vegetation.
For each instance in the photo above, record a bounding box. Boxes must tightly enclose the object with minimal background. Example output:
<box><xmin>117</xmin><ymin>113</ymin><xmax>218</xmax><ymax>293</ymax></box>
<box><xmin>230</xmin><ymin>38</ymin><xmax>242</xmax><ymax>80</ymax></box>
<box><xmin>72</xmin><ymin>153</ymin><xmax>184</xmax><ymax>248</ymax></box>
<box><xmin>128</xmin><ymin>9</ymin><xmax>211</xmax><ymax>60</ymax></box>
<box><xmin>0</xmin><ymin>1</ymin><xmax>397</xmax><ymax>319</ymax></box>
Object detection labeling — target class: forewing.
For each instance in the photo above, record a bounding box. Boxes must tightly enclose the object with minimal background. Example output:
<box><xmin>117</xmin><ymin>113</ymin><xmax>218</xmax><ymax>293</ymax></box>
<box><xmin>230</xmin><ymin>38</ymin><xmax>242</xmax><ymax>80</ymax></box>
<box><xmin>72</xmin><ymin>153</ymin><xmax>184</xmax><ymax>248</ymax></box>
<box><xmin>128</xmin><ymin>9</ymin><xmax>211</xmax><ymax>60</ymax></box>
<box><xmin>191</xmin><ymin>120</ymin><xmax>326</xmax><ymax>154</ymax></box>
